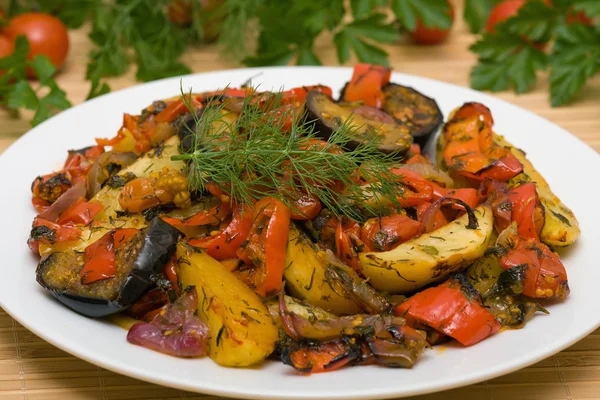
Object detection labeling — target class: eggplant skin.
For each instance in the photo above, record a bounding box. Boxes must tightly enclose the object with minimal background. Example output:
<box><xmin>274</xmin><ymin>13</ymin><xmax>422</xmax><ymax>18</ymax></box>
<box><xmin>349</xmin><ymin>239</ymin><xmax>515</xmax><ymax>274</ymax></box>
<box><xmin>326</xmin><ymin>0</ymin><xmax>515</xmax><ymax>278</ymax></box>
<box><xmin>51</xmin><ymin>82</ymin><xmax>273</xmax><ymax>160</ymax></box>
<box><xmin>381</xmin><ymin>83</ymin><xmax>443</xmax><ymax>145</ymax></box>
<box><xmin>36</xmin><ymin>218</ymin><xmax>181</xmax><ymax>318</ymax></box>
<box><xmin>305</xmin><ymin>90</ymin><xmax>413</xmax><ymax>155</ymax></box>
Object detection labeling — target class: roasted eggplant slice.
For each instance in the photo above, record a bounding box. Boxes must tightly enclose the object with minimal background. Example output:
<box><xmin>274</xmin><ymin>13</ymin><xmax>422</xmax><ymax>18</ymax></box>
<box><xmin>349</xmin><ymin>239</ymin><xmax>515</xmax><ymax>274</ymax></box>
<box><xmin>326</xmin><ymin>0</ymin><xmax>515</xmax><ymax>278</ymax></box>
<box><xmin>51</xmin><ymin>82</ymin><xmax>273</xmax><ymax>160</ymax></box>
<box><xmin>36</xmin><ymin>218</ymin><xmax>181</xmax><ymax>317</ymax></box>
<box><xmin>305</xmin><ymin>91</ymin><xmax>413</xmax><ymax>155</ymax></box>
<box><xmin>381</xmin><ymin>83</ymin><xmax>443</xmax><ymax>145</ymax></box>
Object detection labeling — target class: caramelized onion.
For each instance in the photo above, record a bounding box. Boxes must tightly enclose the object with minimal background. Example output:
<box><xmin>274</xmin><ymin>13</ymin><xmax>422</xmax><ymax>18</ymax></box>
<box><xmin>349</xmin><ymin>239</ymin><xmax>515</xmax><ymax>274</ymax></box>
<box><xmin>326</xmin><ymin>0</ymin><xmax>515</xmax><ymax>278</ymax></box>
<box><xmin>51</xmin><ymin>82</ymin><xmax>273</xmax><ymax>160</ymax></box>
<box><xmin>87</xmin><ymin>151</ymin><xmax>137</xmax><ymax>198</ymax></box>
<box><xmin>38</xmin><ymin>182</ymin><xmax>86</xmax><ymax>222</ymax></box>
<box><xmin>126</xmin><ymin>287</ymin><xmax>208</xmax><ymax>358</ymax></box>
<box><xmin>420</xmin><ymin>196</ymin><xmax>478</xmax><ymax>233</ymax></box>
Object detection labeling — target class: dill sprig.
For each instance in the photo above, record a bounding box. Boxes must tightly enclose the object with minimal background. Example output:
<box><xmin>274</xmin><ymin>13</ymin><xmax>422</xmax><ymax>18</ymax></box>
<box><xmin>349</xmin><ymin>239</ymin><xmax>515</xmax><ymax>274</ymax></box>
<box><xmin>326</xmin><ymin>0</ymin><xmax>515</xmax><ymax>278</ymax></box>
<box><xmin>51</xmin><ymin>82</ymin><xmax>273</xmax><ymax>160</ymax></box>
<box><xmin>172</xmin><ymin>85</ymin><xmax>404</xmax><ymax>221</ymax></box>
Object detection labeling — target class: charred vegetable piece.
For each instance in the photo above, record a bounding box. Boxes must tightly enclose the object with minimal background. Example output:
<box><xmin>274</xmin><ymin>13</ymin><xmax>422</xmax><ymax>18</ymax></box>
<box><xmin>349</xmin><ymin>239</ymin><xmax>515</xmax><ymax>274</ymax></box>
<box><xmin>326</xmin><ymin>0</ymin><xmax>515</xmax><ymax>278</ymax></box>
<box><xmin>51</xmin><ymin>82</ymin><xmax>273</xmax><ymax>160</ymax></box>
<box><xmin>36</xmin><ymin>218</ymin><xmax>181</xmax><ymax>318</ymax></box>
<box><xmin>305</xmin><ymin>91</ymin><xmax>413</xmax><ymax>155</ymax></box>
<box><xmin>284</xmin><ymin>225</ymin><xmax>390</xmax><ymax>315</ymax></box>
<box><xmin>381</xmin><ymin>83</ymin><xmax>443</xmax><ymax>145</ymax></box>
<box><xmin>395</xmin><ymin>275</ymin><xmax>501</xmax><ymax>346</ymax></box>
<box><xmin>484</xmin><ymin>294</ymin><xmax>548</xmax><ymax>329</ymax></box>
<box><xmin>340</xmin><ymin>64</ymin><xmax>391</xmax><ymax>108</ymax></box>
<box><xmin>281</xmin><ymin>337</ymin><xmax>361</xmax><ymax>373</ymax></box>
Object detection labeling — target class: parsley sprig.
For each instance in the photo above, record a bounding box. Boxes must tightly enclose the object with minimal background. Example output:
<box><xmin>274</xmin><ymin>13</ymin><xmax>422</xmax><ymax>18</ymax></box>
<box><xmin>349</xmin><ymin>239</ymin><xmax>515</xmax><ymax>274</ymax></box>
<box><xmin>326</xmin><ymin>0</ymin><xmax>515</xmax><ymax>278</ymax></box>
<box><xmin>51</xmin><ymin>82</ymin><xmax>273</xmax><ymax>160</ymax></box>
<box><xmin>0</xmin><ymin>37</ymin><xmax>71</xmax><ymax>126</ymax></box>
<box><xmin>470</xmin><ymin>0</ymin><xmax>600</xmax><ymax>106</ymax></box>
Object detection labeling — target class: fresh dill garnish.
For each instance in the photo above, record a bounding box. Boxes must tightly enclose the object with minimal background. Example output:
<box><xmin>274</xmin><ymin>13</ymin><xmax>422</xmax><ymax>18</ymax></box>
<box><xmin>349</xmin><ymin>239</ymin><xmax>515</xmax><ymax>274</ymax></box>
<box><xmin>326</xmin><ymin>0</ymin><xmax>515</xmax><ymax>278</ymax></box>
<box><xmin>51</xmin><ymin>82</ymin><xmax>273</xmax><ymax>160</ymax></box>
<box><xmin>171</xmin><ymin>84</ymin><xmax>404</xmax><ymax>221</ymax></box>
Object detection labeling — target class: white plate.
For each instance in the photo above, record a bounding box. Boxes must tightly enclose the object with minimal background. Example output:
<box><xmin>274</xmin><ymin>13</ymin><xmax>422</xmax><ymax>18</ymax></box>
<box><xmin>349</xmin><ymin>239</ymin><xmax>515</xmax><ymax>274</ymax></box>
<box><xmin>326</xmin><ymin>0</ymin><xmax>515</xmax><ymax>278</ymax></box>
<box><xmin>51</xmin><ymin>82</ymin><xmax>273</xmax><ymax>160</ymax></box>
<box><xmin>0</xmin><ymin>67</ymin><xmax>598</xmax><ymax>400</ymax></box>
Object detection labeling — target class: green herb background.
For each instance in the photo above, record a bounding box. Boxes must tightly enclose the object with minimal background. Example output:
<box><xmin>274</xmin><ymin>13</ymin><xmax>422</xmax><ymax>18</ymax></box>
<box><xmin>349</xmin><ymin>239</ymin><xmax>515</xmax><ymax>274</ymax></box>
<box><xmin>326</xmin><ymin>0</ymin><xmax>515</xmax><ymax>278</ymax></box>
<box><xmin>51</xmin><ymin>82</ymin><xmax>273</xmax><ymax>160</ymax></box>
<box><xmin>1</xmin><ymin>0</ymin><xmax>599</xmax><ymax>127</ymax></box>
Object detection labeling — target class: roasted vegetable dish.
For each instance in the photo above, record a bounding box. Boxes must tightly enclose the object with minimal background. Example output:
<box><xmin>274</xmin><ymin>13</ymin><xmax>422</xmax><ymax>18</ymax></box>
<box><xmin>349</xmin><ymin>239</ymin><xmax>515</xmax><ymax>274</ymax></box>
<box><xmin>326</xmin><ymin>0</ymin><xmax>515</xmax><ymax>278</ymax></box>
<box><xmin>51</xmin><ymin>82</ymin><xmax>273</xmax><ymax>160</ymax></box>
<box><xmin>28</xmin><ymin>64</ymin><xmax>579</xmax><ymax>373</ymax></box>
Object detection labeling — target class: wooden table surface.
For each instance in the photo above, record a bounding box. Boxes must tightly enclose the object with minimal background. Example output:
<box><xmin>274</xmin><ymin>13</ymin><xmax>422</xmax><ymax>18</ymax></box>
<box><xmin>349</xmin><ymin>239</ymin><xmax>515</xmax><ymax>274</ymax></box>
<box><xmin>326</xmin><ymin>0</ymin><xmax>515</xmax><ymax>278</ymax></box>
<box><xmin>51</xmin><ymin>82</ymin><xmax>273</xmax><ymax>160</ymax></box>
<box><xmin>1</xmin><ymin>4</ymin><xmax>599</xmax><ymax>399</ymax></box>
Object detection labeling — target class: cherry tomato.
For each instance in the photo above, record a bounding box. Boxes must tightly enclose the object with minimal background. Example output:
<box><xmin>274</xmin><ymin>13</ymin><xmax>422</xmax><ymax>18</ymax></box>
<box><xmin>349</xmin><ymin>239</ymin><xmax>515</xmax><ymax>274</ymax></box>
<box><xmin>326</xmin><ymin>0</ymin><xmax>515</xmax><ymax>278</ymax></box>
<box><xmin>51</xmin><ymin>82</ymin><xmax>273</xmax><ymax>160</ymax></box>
<box><xmin>0</xmin><ymin>35</ymin><xmax>15</xmax><ymax>76</ymax></box>
<box><xmin>4</xmin><ymin>13</ymin><xmax>69</xmax><ymax>79</ymax></box>
<box><xmin>167</xmin><ymin>0</ymin><xmax>224</xmax><ymax>42</ymax></box>
<box><xmin>409</xmin><ymin>1</ymin><xmax>454</xmax><ymax>45</ymax></box>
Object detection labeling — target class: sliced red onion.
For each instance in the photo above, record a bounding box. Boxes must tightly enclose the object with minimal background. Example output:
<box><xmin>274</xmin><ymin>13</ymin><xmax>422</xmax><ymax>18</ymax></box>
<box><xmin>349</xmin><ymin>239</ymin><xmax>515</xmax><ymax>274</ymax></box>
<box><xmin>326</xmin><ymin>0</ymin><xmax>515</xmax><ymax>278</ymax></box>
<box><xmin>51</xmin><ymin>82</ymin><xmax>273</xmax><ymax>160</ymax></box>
<box><xmin>420</xmin><ymin>196</ymin><xmax>478</xmax><ymax>233</ymax></box>
<box><xmin>127</xmin><ymin>287</ymin><xmax>208</xmax><ymax>358</ymax></box>
<box><xmin>288</xmin><ymin>313</ymin><xmax>405</xmax><ymax>341</ymax></box>
<box><xmin>354</xmin><ymin>106</ymin><xmax>395</xmax><ymax>124</ymax></box>
<box><xmin>278</xmin><ymin>284</ymin><xmax>301</xmax><ymax>341</ymax></box>
<box><xmin>322</xmin><ymin>251</ymin><xmax>390</xmax><ymax>314</ymax></box>
<box><xmin>39</xmin><ymin>182</ymin><xmax>86</xmax><ymax>222</ymax></box>
<box><xmin>397</xmin><ymin>163</ymin><xmax>454</xmax><ymax>188</ymax></box>
<box><xmin>87</xmin><ymin>151</ymin><xmax>137</xmax><ymax>198</ymax></box>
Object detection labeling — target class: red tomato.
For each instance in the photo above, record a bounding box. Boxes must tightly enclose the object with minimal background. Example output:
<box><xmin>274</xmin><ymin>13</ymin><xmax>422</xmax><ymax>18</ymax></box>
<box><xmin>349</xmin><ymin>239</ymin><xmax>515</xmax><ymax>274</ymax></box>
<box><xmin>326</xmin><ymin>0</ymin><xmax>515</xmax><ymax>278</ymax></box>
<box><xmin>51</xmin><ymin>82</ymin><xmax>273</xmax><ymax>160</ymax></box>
<box><xmin>4</xmin><ymin>13</ymin><xmax>69</xmax><ymax>79</ymax></box>
<box><xmin>0</xmin><ymin>35</ymin><xmax>14</xmax><ymax>57</ymax></box>
<box><xmin>0</xmin><ymin>35</ymin><xmax>15</xmax><ymax>76</ymax></box>
<box><xmin>167</xmin><ymin>0</ymin><xmax>223</xmax><ymax>42</ymax></box>
<box><xmin>409</xmin><ymin>1</ymin><xmax>454</xmax><ymax>45</ymax></box>
<box><xmin>486</xmin><ymin>1</ymin><xmax>526</xmax><ymax>33</ymax></box>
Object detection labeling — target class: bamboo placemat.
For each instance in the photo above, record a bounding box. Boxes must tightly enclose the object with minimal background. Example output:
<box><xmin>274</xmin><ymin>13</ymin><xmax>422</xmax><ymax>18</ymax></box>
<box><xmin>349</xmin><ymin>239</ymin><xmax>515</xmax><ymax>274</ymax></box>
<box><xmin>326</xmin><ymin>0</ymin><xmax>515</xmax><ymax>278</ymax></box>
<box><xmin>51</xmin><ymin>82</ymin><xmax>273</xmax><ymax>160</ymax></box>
<box><xmin>1</xmin><ymin>1</ymin><xmax>599</xmax><ymax>398</ymax></box>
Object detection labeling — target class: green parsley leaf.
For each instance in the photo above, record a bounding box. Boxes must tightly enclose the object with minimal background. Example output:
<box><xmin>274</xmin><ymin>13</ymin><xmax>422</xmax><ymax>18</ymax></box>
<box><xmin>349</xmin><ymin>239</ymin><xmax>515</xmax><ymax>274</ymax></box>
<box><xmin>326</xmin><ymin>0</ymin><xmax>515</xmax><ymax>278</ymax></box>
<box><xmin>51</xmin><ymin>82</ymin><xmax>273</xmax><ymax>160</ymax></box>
<box><xmin>463</xmin><ymin>0</ymin><xmax>499</xmax><ymax>33</ymax></box>
<box><xmin>7</xmin><ymin>81</ymin><xmax>37</xmax><ymax>111</ymax></box>
<box><xmin>28</xmin><ymin>56</ymin><xmax>57</xmax><ymax>86</ymax></box>
<box><xmin>86</xmin><ymin>77</ymin><xmax>111</xmax><ymax>101</ymax></box>
<box><xmin>497</xmin><ymin>0</ymin><xmax>557</xmax><ymax>42</ymax></box>
<box><xmin>549</xmin><ymin>23</ymin><xmax>600</xmax><ymax>106</ymax></box>
<box><xmin>0</xmin><ymin>35</ymin><xmax>28</xmax><ymax>81</ymax></box>
<box><xmin>296</xmin><ymin>47</ymin><xmax>322</xmax><ymax>66</ymax></box>
<box><xmin>470</xmin><ymin>33</ymin><xmax>547</xmax><ymax>94</ymax></box>
<box><xmin>391</xmin><ymin>0</ymin><xmax>451</xmax><ymax>31</ymax></box>
<box><xmin>572</xmin><ymin>0</ymin><xmax>600</xmax><ymax>18</ymax></box>
<box><xmin>351</xmin><ymin>0</ymin><xmax>387</xmax><ymax>19</ymax></box>
<box><xmin>344</xmin><ymin>13</ymin><xmax>402</xmax><ymax>43</ymax></box>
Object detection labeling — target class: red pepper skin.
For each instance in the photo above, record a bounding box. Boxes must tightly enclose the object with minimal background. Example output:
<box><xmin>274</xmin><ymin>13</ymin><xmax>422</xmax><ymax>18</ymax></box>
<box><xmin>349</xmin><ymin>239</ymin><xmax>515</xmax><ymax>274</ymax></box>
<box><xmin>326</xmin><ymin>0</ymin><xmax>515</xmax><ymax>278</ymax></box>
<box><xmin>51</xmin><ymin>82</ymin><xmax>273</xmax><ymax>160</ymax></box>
<box><xmin>395</xmin><ymin>277</ymin><xmax>500</xmax><ymax>346</ymax></box>
<box><xmin>237</xmin><ymin>197</ymin><xmax>291</xmax><ymax>296</ymax></box>
<box><xmin>500</xmin><ymin>236</ymin><xmax>569</xmax><ymax>300</ymax></box>
<box><xmin>113</xmin><ymin>228</ymin><xmax>140</xmax><ymax>249</ymax></box>
<box><xmin>342</xmin><ymin>64</ymin><xmax>392</xmax><ymax>108</ymax></box>
<box><xmin>57</xmin><ymin>200</ymin><xmax>104</xmax><ymax>225</ymax></box>
<box><xmin>80</xmin><ymin>231</ymin><xmax>116</xmax><ymax>284</ymax></box>
<box><xmin>188</xmin><ymin>204</ymin><xmax>253</xmax><ymax>260</ymax></box>
<box><xmin>442</xmin><ymin>102</ymin><xmax>523</xmax><ymax>181</ymax></box>
<box><xmin>155</xmin><ymin>97</ymin><xmax>203</xmax><ymax>123</ymax></box>
<box><xmin>360</xmin><ymin>214</ymin><xmax>425</xmax><ymax>252</ymax></box>
<box><xmin>161</xmin><ymin>203</ymin><xmax>232</xmax><ymax>228</ymax></box>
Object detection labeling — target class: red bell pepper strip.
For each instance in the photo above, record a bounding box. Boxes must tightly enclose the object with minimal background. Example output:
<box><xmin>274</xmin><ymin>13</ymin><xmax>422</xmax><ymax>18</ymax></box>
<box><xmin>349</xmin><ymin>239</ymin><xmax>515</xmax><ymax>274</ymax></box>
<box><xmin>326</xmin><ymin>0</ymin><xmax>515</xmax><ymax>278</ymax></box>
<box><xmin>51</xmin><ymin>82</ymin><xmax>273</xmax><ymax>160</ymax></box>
<box><xmin>163</xmin><ymin>257</ymin><xmax>179</xmax><ymax>292</ymax></box>
<box><xmin>113</xmin><ymin>228</ymin><xmax>140</xmax><ymax>249</ymax></box>
<box><xmin>32</xmin><ymin>197</ymin><xmax>51</xmax><ymax>214</ymax></box>
<box><xmin>290</xmin><ymin>193</ymin><xmax>322</xmax><ymax>221</ymax></box>
<box><xmin>32</xmin><ymin>218</ymin><xmax>81</xmax><ymax>243</ymax></box>
<box><xmin>237</xmin><ymin>197</ymin><xmax>291</xmax><ymax>296</ymax></box>
<box><xmin>416</xmin><ymin>202</ymin><xmax>449</xmax><ymax>232</ymax></box>
<box><xmin>499</xmin><ymin>235</ymin><xmax>569</xmax><ymax>300</ymax></box>
<box><xmin>390</xmin><ymin>168</ymin><xmax>433</xmax><ymax>207</ymax></box>
<box><xmin>395</xmin><ymin>276</ymin><xmax>501</xmax><ymax>346</ymax></box>
<box><xmin>282</xmin><ymin>85</ymin><xmax>333</xmax><ymax>104</ymax></box>
<box><xmin>360</xmin><ymin>214</ymin><xmax>425</xmax><ymax>252</ymax></box>
<box><xmin>342</xmin><ymin>64</ymin><xmax>391</xmax><ymax>108</ymax></box>
<box><xmin>188</xmin><ymin>204</ymin><xmax>254</xmax><ymax>260</ymax></box>
<box><xmin>57</xmin><ymin>199</ymin><xmax>104</xmax><ymax>225</ymax></box>
<box><xmin>285</xmin><ymin>340</ymin><xmax>356</xmax><ymax>374</ymax></box>
<box><xmin>155</xmin><ymin>96</ymin><xmax>203</xmax><ymax>123</ymax></box>
<box><xmin>391</xmin><ymin>167</ymin><xmax>480</xmax><ymax>209</ymax></box>
<box><xmin>442</xmin><ymin>102</ymin><xmax>523</xmax><ymax>181</ymax></box>
<box><xmin>80</xmin><ymin>231</ymin><xmax>116</xmax><ymax>284</ymax></box>
<box><xmin>161</xmin><ymin>202</ymin><xmax>232</xmax><ymax>228</ymax></box>
<box><xmin>63</xmin><ymin>145</ymin><xmax>105</xmax><ymax>185</ymax></box>
<box><xmin>335</xmin><ymin>219</ymin><xmax>365</xmax><ymax>272</ymax></box>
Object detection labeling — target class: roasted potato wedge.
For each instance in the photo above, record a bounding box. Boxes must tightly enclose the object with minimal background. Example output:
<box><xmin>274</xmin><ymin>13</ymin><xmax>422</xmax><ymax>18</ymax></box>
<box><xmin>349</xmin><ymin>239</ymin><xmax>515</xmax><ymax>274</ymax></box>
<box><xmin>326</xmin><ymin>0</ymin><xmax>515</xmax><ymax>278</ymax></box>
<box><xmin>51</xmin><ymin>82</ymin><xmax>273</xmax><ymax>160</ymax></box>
<box><xmin>494</xmin><ymin>135</ymin><xmax>580</xmax><ymax>247</ymax></box>
<box><xmin>177</xmin><ymin>242</ymin><xmax>278</xmax><ymax>367</ymax></box>
<box><xmin>359</xmin><ymin>205</ymin><xmax>494</xmax><ymax>293</ymax></box>
<box><xmin>284</xmin><ymin>226</ymin><xmax>389</xmax><ymax>315</ymax></box>
<box><xmin>91</xmin><ymin>135</ymin><xmax>185</xmax><ymax>222</ymax></box>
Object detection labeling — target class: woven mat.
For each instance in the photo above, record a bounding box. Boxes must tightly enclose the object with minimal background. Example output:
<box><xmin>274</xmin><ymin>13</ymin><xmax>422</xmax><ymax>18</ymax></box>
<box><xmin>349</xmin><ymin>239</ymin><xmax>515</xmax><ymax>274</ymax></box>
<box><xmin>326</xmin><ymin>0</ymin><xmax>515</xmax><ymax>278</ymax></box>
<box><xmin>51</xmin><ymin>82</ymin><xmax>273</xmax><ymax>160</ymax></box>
<box><xmin>1</xmin><ymin>309</ymin><xmax>599</xmax><ymax>399</ymax></box>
